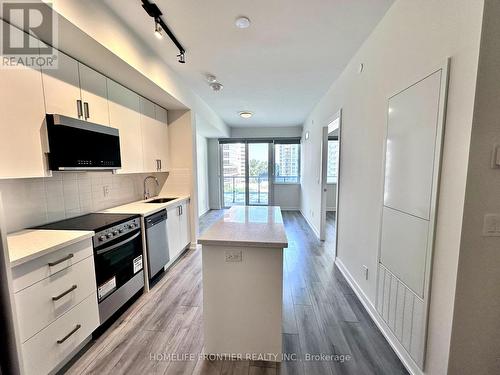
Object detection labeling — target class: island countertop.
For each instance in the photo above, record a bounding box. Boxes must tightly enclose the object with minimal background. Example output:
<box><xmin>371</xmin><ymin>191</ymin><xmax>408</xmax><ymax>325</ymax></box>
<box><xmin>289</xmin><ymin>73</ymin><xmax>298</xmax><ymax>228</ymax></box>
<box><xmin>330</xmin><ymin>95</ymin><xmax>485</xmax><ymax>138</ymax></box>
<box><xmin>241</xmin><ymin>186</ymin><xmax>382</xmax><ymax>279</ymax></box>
<box><xmin>198</xmin><ymin>206</ymin><xmax>288</xmax><ymax>248</ymax></box>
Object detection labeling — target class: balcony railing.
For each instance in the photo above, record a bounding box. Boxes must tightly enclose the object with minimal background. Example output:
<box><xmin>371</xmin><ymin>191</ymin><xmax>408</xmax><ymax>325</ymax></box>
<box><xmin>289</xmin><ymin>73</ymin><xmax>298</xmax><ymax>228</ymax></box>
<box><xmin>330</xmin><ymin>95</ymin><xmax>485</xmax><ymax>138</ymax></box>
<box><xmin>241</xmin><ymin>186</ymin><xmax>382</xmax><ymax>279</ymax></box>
<box><xmin>223</xmin><ymin>175</ymin><xmax>299</xmax><ymax>206</ymax></box>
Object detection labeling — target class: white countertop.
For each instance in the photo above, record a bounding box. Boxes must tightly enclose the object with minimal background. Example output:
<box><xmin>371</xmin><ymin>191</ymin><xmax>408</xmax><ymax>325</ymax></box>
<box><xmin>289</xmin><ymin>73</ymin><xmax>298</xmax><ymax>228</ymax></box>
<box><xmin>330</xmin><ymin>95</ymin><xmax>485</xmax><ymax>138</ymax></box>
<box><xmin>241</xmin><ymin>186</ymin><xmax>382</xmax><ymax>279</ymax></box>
<box><xmin>198</xmin><ymin>206</ymin><xmax>288</xmax><ymax>248</ymax></box>
<box><xmin>100</xmin><ymin>195</ymin><xmax>190</xmax><ymax>216</ymax></box>
<box><xmin>7</xmin><ymin>229</ymin><xmax>94</xmax><ymax>267</ymax></box>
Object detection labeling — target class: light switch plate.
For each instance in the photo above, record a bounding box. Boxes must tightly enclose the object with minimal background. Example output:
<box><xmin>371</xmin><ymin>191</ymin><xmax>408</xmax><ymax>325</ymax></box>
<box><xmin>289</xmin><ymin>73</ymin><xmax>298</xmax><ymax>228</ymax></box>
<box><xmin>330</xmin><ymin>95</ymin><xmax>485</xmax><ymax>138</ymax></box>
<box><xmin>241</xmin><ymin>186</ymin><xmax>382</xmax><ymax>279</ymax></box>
<box><xmin>362</xmin><ymin>265</ymin><xmax>369</xmax><ymax>280</ymax></box>
<box><xmin>491</xmin><ymin>144</ymin><xmax>500</xmax><ymax>169</ymax></box>
<box><xmin>225</xmin><ymin>250</ymin><xmax>242</xmax><ymax>262</ymax></box>
<box><xmin>483</xmin><ymin>214</ymin><xmax>500</xmax><ymax>236</ymax></box>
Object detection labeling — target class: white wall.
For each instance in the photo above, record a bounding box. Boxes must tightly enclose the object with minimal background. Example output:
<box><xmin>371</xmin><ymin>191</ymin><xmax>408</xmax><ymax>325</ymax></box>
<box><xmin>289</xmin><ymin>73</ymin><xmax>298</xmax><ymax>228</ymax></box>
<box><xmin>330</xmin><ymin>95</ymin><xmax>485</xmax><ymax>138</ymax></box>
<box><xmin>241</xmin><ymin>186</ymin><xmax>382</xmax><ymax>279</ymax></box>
<box><xmin>326</xmin><ymin>183</ymin><xmax>336</xmax><ymax>211</ymax></box>
<box><xmin>273</xmin><ymin>184</ymin><xmax>300</xmax><ymax>210</ymax></box>
<box><xmin>448</xmin><ymin>2</ymin><xmax>500</xmax><ymax>373</ymax></box>
<box><xmin>300</xmin><ymin>0</ymin><xmax>484</xmax><ymax>373</ymax></box>
<box><xmin>0</xmin><ymin>172</ymin><xmax>166</xmax><ymax>233</ymax></box>
<box><xmin>196</xmin><ymin>134</ymin><xmax>210</xmax><ymax>217</ymax></box>
<box><xmin>230</xmin><ymin>126</ymin><xmax>302</xmax><ymax>139</ymax></box>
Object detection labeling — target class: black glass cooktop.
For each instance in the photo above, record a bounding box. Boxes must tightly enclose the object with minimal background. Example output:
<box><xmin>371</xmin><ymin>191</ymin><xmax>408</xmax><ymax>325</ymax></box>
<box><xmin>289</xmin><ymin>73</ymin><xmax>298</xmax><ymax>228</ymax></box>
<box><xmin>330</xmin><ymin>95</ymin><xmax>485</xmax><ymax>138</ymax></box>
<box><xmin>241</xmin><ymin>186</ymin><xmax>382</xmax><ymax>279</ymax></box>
<box><xmin>35</xmin><ymin>213</ymin><xmax>139</xmax><ymax>232</ymax></box>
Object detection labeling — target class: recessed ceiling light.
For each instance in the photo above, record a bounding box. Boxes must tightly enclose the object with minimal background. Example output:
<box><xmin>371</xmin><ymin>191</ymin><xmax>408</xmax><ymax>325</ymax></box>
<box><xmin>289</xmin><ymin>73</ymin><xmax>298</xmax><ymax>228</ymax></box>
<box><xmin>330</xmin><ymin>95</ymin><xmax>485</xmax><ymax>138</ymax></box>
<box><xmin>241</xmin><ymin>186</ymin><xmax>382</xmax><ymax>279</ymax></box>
<box><xmin>235</xmin><ymin>16</ymin><xmax>251</xmax><ymax>29</ymax></box>
<box><xmin>239</xmin><ymin>111</ymin><xmax>253</xmax><ymax>119</ymax></box>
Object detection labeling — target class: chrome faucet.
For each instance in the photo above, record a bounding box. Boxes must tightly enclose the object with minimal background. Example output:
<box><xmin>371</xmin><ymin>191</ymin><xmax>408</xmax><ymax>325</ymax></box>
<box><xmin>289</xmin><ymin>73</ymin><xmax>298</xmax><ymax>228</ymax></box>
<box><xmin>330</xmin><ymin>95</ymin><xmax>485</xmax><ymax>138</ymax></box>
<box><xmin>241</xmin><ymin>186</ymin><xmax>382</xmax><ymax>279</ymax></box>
<box><xmin>143</xmin><ymin>175</ymin><xmax>159</xmax><ymax>200</ymax></box>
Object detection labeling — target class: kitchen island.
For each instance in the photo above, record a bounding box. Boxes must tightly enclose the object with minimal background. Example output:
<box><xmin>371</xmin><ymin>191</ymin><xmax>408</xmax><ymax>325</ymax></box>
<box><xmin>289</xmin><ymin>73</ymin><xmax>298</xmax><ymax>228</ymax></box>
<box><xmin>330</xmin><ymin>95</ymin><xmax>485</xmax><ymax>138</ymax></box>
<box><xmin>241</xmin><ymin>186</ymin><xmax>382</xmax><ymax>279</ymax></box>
<box><xmin>198</xmin><ymin>206</ymin><xmax>288</xmax><ymax>362</ymax></box>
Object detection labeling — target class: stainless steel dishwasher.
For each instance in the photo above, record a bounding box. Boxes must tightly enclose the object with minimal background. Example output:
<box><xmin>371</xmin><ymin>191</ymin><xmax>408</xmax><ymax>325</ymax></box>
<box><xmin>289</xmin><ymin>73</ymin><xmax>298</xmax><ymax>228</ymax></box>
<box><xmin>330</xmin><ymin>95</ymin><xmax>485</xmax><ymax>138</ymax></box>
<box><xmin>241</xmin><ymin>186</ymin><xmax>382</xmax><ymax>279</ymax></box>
<box><xmin>145</xmin><ymin>209</ymin><xmax>169</xmax><ymax>280</ymax></box>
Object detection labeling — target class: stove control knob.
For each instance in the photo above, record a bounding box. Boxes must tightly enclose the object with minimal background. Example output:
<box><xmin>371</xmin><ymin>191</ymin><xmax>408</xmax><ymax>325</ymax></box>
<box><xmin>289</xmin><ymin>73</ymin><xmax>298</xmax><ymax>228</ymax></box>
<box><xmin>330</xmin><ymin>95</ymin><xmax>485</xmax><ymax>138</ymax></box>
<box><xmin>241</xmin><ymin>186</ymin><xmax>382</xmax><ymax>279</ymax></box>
<box><xmin>113</xmin><ymin>230</ymin><xmax>119</xmax><ymax>235</ymax></box>
<box><xmin>107</xmin><ymin>233</ymin><xmax>113</xmax><ymax>238</ymax></box>
<box><xmin>99</xmin><ymin>235</ymin><xmax>106</xmax><ymax>242</ymax></box>
<box><xmin>129</xmin><ymin>224</ymin><xmax>135</xmax><ymax>229</ymax></box>
<box><xmin>119</xmin><ymin>228</ymin><xmax>124</xmax><ymax>233</ymax></box>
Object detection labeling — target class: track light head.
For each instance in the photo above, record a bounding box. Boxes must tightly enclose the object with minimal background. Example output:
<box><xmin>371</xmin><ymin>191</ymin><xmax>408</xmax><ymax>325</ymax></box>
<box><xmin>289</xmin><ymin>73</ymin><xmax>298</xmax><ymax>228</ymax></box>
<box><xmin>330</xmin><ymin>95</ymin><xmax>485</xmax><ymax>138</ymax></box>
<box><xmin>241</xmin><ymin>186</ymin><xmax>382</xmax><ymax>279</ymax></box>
<box><xmin>177</xmin><ymin>52</ymin><xmax>186</xmax><ymax>64</ymax></box>
<box><xmin>154</xmin><ymin>19</ymin><xmax>163</xmax><ymax>39</ymax></box>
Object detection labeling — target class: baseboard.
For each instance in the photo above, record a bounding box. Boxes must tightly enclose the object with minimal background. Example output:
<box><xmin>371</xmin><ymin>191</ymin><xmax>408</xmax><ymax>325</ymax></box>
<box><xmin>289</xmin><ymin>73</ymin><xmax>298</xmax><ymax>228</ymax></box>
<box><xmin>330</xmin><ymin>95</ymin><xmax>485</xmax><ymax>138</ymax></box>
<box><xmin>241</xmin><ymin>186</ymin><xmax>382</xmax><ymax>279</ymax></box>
<box><xmin>335</xmin><ymin>258</ymin><xmax>423</xmax><ymax>375</ymax></box>
<box><xmin>280</xmin><ymin>207</ymin><xmax>300</xmax><ymax>211</ymax></box>
<box><xmin>299</xmin><ymin>209</ymin><xmax>320</xmax><ymax>239</ymax></box>
<box><xmin>198</xmin><ymin>207</ymin><xmax>210</xmax><ymax>218</ymax></box>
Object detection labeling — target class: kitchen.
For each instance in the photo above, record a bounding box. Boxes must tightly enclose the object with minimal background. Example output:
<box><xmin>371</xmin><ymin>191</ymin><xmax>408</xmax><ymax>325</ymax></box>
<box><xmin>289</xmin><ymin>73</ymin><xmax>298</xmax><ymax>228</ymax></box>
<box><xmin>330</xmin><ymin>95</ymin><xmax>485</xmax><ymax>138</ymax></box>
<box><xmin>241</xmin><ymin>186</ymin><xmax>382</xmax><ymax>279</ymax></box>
<box><xmin>2</xmin><ymin>1</ymin><xmax>499</xmax><ymax>375</ymax></box>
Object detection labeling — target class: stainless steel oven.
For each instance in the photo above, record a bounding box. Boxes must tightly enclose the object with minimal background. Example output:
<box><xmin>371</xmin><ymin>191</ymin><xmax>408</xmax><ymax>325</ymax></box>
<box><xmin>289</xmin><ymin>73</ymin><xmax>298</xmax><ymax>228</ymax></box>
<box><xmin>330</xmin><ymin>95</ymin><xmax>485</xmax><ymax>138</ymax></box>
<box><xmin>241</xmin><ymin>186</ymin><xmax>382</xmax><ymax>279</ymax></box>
<box><xmin>35</xmin><ymin>213</ymin><xmax>144</xmax><ymax>325</ymax></box>
<box><xmin>92</xmin><ymin>216</ymin><xmax>144</xmax><ymax>324</ymax></box>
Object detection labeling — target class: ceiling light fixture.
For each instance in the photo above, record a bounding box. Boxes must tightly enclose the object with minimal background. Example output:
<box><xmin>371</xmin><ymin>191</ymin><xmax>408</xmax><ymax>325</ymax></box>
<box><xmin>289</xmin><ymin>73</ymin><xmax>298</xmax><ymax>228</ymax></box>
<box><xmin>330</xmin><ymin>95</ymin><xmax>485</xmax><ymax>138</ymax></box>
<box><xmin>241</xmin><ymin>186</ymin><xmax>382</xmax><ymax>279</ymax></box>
<box><xmin>209</xmin><ymin>82</ymin><xmax>224</xmax><ymax>92</ymax></box>
<box><xmin>239</xmin><ymin>111</ymin><xmax>253</xmax><ymax>119</ymax></box>
<box><xmin>154</xmin><ymin>19</ymin><xmax>163</xmax><ymax>39</ymax></box>
<box><xmin>235</xmin><ymin>16</ymin><xmax>251</xmax><ymax>29</ymax></box>
<box><xmin>206</xmin><ymin>74</ymin><xmax>217</xmax><ymax>83</ymax></box>
<box><xmin>142</xmin><ymin>0</ymin><xmax>186</xmax><ymax>63</ymax></box>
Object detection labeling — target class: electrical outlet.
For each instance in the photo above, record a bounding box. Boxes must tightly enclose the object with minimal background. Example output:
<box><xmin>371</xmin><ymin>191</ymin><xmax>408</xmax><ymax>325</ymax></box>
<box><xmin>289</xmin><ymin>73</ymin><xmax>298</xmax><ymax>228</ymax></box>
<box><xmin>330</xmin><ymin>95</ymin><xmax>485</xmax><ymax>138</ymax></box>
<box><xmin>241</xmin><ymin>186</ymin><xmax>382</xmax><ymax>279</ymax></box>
<box><xmin>225</xmin><ymin>250</ymin><xmax>242</xmax><ymax>262</ymax></box>
<box><xmin>362</xmin><ymin>265</ymin><xmax>369</xmax><ymax>280</ymax></box>
<box><xmin>103</xmin><ymin>185</ymin><xmax>110</xmax><ymax>197</ymax></box>
<box><xmin>483</xmin><ymin>214</ymin><xmax>500</xmax><ymax>236</ymax></box>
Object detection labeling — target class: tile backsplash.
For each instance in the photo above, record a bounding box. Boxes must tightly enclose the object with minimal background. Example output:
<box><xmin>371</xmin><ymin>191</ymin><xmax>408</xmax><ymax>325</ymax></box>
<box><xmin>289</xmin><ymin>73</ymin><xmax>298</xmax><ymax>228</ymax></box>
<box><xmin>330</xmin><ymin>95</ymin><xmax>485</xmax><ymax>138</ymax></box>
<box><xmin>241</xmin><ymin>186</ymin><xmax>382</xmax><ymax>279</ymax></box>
<box><xmin>0</xmin><ymin>172</ymin><xmax>167</xmax><ymax>233</ymax></box>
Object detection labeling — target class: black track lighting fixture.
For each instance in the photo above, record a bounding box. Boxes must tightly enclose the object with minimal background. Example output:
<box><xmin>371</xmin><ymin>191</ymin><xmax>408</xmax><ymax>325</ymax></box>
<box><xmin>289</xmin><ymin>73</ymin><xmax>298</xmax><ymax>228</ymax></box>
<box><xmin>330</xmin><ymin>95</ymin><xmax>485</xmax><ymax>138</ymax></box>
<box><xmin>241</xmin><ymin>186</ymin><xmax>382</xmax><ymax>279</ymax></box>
<box><xmin>141</xmin><ymin>0</ymin><xmax>186</xmax><ymax>63</ymax></box>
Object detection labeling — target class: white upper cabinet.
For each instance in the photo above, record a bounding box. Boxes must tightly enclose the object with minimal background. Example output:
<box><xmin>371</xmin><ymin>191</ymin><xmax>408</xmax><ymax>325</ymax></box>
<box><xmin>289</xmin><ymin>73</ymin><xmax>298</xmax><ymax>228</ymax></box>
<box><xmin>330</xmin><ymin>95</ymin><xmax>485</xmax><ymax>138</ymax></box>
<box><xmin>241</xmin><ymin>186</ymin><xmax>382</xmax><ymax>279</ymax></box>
<box><xmin>41</xmin><ymin>50</ymin><xmax>82</xmax><ymax>119</ymax></box>
<box><xmin>140</xmin><ymin>99</ymin><xmax>169</xmax><ymax>172</ymax></box>
<box><xmin>155</xmin><ymin>105</ymin><xmax>169</xmax><ymax>171</ymax></box>
<box><xmin>41</xmin><ymin>51</ymin><xmax>111</xmax><ymax>127</ymax></box>
<box><xmin>0</xmin><ymin>22</ymin><xmax>47</xmax><ymax>178</ymax></box>
<box><xmin>78</xmin><ymin>63</ymin><xmax>110</xmax><ymax>126</ymax></box>
<box><xmin>107</xmin><ymin>80</ymin><xmax>143</xmax><ymax>174</ymax></box>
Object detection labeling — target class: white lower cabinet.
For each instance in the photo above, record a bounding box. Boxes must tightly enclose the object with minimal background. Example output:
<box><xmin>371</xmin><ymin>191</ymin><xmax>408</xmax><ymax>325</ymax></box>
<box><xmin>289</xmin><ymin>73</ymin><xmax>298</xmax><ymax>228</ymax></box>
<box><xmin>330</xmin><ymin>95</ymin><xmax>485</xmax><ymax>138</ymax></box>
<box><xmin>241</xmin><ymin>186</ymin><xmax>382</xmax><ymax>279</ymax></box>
<box><xmin>167</xmin><ymin>201</ymin><xmax>191</xmax><ymax>260</ymax></box>
<box><xmin>12</xmin><ymin>239</ymin><xmax>99</xmax><ymax>375</ymax></box>
<box><xmin>21</xmin><ymin>294</ymin><xmax>99</xmax><ymax>375</ymax></box>
<box><xmin>15</xmin><ymin>256</ymin><xmax>97</xmax><ymax>343</ymax></box>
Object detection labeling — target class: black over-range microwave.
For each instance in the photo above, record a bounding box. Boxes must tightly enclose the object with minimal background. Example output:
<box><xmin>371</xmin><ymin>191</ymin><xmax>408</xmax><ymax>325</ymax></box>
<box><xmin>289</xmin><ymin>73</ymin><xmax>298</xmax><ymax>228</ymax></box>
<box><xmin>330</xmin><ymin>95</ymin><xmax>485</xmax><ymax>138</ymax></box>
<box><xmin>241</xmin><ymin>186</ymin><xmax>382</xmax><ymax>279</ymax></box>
<box><xmin>46</xmin><ymin>114</ymin><xmax>121</xmax><ymax>171</ymax></box>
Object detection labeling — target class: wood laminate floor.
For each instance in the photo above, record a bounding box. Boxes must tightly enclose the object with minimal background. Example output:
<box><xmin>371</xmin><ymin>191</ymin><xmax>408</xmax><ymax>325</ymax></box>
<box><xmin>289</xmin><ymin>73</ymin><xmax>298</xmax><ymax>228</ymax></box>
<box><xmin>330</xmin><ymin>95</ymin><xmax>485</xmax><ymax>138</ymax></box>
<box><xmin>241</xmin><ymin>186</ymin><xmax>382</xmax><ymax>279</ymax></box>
<box><xmin>64</xmin><ymin>210</ymin><xmax>407</xmax><ymax>375</ymax></box>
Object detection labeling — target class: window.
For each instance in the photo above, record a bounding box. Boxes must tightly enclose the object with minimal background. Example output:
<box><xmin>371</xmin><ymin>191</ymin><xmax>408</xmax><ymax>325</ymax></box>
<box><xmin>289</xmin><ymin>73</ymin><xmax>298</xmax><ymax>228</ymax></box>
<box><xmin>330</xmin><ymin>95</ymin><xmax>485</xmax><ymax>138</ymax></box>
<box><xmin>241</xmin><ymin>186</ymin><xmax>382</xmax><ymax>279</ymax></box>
<box><xmin>274</xmin><ymin>142</ymin><xmax>300</xmax><ymax>183</ymax></box>
<box><xmin>327</xmin><ymin>138</ymin><xmax>339</xmax><ymax>183</ymax></box>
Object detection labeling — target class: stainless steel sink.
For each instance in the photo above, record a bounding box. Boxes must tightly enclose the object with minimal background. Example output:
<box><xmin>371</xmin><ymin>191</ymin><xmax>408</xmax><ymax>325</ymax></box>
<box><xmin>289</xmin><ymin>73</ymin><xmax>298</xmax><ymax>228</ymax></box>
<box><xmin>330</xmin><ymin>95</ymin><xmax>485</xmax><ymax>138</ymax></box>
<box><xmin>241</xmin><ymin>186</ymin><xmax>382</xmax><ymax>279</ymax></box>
<box><xmin>146</xmin><ymin>198</ymin><xmax>177</xmax><ymax>204</ymax></box>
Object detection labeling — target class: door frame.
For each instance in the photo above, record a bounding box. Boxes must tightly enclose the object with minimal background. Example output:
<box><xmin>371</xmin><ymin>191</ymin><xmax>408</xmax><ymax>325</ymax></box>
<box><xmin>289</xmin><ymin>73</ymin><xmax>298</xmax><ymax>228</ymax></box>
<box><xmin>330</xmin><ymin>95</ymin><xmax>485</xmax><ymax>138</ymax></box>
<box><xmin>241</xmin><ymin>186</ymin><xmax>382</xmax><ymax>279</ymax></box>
<box><xmin>319</xmin><ymin>110</ymin><xmax>342</xmax><ymax>259</ymax></box>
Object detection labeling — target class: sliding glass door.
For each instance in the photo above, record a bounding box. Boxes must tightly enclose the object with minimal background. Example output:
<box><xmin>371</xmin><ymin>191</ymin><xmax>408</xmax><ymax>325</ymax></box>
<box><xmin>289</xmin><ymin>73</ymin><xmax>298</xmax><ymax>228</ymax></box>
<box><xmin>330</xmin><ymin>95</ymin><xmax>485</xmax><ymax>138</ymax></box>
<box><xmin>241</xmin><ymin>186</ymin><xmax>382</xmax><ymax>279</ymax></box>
<box><xmin>221</xmin><ymin>141</ymin><xmax>272</xmax><ymax>207</ymax></box>
<box><xmin>248</xmin><ymin>143</ymin><xmax>270</xmax><ymax>205</ymax></box>
<box><xmin>222</xmin><ymin>143</ymin><xmax>246</xmax><ymax>207</ymax></box>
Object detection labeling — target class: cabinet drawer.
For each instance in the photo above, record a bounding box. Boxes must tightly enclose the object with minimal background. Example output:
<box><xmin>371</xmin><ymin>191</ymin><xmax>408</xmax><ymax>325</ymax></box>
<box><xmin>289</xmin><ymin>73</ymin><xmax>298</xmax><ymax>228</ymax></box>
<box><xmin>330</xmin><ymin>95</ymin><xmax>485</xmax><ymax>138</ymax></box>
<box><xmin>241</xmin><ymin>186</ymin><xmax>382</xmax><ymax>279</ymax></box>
<box><xmin>21</xmin><ymin>293</ymin><xmax>99</xmax><ymax>375</ymax></box>
<box><xmin>12</xmin><ymin>239</ymin><xmax>93</xmax><ymax>293</ymax></box>
<box><xmin>15</xmin><ymin>256</ymin><xmax>96</xmax><ymax>343</ymax></box>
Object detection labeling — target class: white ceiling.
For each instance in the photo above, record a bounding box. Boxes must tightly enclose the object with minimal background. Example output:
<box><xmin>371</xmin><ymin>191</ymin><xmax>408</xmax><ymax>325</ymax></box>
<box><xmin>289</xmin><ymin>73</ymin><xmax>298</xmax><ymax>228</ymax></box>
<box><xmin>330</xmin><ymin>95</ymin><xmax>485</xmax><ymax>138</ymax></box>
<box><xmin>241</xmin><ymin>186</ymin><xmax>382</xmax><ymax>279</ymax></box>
<box><xmin>103</xmin><ymin>0</ymin><xmax>394</xmax><ymax>127</ymax></box>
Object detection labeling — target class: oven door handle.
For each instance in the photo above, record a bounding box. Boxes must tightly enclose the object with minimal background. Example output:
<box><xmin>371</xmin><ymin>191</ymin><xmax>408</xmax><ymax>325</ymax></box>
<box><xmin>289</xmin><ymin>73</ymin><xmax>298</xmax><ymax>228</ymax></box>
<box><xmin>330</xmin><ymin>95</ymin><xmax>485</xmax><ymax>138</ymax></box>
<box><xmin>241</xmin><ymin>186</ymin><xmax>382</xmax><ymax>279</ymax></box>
<box><xmin>96</xmin><ymin>232</ymin><xmax>141</xmax><ymax>255</ymax></box>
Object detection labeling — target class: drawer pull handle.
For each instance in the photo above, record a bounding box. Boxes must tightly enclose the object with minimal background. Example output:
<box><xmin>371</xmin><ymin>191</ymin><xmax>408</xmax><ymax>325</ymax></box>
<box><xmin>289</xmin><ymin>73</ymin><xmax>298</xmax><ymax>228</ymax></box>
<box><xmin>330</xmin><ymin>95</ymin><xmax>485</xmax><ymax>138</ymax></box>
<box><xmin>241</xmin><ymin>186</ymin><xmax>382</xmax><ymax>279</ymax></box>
<box><xmin>56</xmin><ymin>324</ymin><xmax>81</xmax><ymax>344</ymax></box>
<box><xmin>48</xmin><ymin>253</ymin><xmax>74</xmax><ymax>267</ymax></box>
<box><xmin>52</xmin><ymin>285</ymin><xmax>77</xmax><ymax>301</ymax></box>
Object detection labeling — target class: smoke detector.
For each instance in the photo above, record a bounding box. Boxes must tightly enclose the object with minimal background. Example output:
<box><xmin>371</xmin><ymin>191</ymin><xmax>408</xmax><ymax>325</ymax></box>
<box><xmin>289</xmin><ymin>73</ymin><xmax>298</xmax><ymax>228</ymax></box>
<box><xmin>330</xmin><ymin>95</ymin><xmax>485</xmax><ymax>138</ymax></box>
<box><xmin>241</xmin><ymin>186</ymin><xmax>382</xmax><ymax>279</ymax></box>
<box><xmin>209</xmin><ymin>82</ymin><xmax>224</xmax><ymax>92</ymax></box>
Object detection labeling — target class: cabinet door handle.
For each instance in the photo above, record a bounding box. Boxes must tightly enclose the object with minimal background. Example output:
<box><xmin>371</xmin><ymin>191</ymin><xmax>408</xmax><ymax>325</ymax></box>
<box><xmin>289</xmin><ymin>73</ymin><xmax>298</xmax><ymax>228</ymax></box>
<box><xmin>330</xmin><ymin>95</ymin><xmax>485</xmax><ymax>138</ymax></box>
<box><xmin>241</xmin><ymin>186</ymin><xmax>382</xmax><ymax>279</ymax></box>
<box><xmin>159</xmin><ymin>159</ymin><xmax>162</xmax><ymax>171</ymax></box>
<box><xmin>56</xmin><ymin>324</ymin><xmax>81</xmax><ymax>344</ymax></box>
<box><xmin>48</xmin><ymin>253</ymin><xmax>74</xmax><ymax>267</ymax></box>
<box><xmin>83</xmin><ymin>102</ymin><xmax>90</xmax><ymax>120</ymax></box>
<box><xmin>52</xmin><ymin>285</ymin><xmax>77</xmax><ymax>301</ymax></box>
<box><xmin>76</xmin><ymin>100</ymin><xmax>83</xmax><ymax>118</ymax></box>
